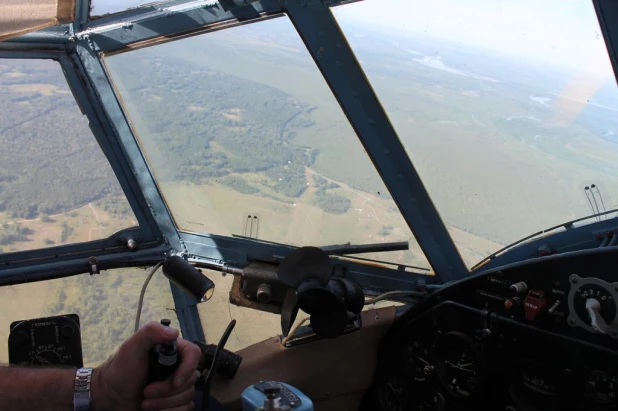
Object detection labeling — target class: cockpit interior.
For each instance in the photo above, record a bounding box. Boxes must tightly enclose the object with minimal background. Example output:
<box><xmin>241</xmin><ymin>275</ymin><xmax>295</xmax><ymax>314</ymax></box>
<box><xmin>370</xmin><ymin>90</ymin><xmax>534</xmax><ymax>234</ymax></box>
<box><xmin>1</xmin><ymin>0</ymin><xmax>618</xmax><ymax>410</ymax></box>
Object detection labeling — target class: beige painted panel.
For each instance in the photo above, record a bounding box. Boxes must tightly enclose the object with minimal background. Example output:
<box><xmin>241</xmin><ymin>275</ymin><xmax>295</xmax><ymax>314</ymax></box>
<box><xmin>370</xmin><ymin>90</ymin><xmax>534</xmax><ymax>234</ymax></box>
<box><xmin>211</xmin><ymin>306</ymin><xmax>396</xmax><ymax>411</ymax></box>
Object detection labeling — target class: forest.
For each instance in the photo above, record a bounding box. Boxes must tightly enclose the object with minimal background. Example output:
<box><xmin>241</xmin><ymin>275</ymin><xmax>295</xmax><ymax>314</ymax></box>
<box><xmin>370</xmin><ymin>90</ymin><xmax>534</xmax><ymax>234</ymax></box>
<box><xmin>107</xmin><ymin>49</ymin><xmax>363</xmax><ymax>211</ymax></box>
<box><xmin>0</xmin><ymin>59</ymin><xmax>133</xmax><ymax>221</ymax></box>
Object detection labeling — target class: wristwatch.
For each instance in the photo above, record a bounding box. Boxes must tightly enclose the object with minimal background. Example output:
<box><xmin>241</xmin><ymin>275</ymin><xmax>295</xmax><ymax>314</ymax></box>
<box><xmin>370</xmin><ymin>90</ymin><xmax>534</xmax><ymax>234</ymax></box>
<box><xmin>74</xmin><ymin>367</ymin><xmax>93</xmax><ymax>411</ymax></box>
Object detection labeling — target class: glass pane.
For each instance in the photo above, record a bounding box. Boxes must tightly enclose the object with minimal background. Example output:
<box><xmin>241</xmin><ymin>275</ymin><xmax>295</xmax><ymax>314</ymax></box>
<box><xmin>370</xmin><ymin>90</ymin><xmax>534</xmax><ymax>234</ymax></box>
<box><xmin>104</xmin><ymin>18</ymin><xmax>431</xmax><ymax>270</ymax></box>
<box><xmin>333</xmin><ymin>0</ymin><xmax>618</xmax><ymax>267</ymax></box>
<box><xmin>0</xmin><ymin>267</ymin><xmax>177</xmax><ymax>367</ymax></box>
<box><xmin>90</xmin><ymin>0</ymin><xmax>158</xmax><ymax>17</ymax></box>
<box><xmin>0</xmin><ymin>59</ymin><xmax>137</xmax><ymax>254</ymax></box>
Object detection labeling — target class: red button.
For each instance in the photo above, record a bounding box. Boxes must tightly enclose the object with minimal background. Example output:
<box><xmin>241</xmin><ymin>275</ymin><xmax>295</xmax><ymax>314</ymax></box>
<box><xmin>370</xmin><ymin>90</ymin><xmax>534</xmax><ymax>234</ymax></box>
<box><xmin>523</xmin><ymin>290</ymin><xmax>547</xmax><ymax>321</ymax></box>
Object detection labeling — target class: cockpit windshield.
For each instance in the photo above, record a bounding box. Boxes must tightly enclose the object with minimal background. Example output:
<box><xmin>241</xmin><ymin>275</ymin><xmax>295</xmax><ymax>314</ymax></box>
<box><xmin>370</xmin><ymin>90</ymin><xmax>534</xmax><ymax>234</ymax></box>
<box><xmin>103</xmin><ymin>18</ymin><xmax>430</xmax><ymax>270</ymax></box>
<box><xmin>101</xmin><ymin>0</ymin><xmax>618</xmax><ymax>270</ymax></box>
<box><xmin>332</xmin><ymin>0</ymin><xmax>618</xmax><ymax>267</ymax></box>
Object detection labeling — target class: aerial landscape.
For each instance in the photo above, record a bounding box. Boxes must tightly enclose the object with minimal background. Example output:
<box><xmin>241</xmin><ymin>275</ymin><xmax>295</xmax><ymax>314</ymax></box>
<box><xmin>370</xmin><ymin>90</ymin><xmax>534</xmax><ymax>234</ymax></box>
<box><xmin>1</xmin><ymin>2</ymin><xmax>618</xmax><ymax>361</ymax></box>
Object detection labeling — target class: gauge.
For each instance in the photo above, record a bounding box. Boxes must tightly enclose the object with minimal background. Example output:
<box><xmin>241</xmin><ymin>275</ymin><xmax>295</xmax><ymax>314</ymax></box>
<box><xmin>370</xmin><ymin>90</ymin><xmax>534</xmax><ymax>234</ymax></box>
<box><xmin>30</xmin><ymin>348</ymin><xmax>64</xmax><ymax>365</ymax></box>
<box><xmin>437</xmin><ymin>332</ymin><xmax>484</xmax><ymax>399</ymax></box>
<box><xmin>586</xmin><ymin>370</ymin><xmax>616</xmax><ymax>404</ymax></box>
<box><xmin>406</xmin><ymin>389</ymin><xmax>446</xmax><ymax>411</ymax></box>
<box><xmin>567</xmin><ymin>275</ymin><xmax>618</xmax><ymax>337</ymax></box>
<box><xmin>8</xmin><ymin>314</ymin><xmax>83</xmax><ymax>368</ymax></box>
<box><xmin>405</xmin><ymin>338</ymin><xmax>435</xmax><ymax>382</ymax></box>
<box><xmin>509</xmin><ymin>359</ymin><xmax>556</xmax><ymax>411</ymax></box>
<box><xmin>378</xmin><ymin>374</ymin><xmax>409</xmax><ymax>411</ymax></box>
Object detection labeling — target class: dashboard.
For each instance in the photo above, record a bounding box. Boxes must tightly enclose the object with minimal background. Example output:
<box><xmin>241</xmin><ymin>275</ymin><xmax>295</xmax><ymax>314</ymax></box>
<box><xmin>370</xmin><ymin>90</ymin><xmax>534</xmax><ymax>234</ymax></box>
<box><xmin>363</xmin><ymin>247</ymin><xmax>618</xmax><ymax>411</ymax></box>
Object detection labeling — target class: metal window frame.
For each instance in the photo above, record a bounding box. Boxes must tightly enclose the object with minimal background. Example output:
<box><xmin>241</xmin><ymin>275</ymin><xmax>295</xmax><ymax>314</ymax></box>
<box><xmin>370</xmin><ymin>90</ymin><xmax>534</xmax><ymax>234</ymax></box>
<box><xmin>0</xmin><ymin>50</ymin><xmax>165</xmax><ymax>267</ymax></box>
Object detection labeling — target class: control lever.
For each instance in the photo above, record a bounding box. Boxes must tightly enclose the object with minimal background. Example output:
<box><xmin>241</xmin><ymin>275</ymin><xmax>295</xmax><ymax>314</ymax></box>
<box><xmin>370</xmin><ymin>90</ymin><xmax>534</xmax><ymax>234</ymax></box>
<box><xmin>260</xmin><ymin>387</ymin><xmax>282</xmax><ymax>411</ymax></box>
<box><xmin>147</xmin><ymin>319</ymin><xmax>179</xmax><ymax>383</ymax></box>
<box><xmin>202</xmin><ymin>319</ymin><xmax>237</xmax><ymax>411</ymax></box>
<box><xmin>586</xmin><ymin>298</ymin><xmax>610</xmax><ymax>335</ymax></box>
<box><xmin>195</xmin><ymin>342</ymin><xmax>243</xmax><ymax>380</ymax></box>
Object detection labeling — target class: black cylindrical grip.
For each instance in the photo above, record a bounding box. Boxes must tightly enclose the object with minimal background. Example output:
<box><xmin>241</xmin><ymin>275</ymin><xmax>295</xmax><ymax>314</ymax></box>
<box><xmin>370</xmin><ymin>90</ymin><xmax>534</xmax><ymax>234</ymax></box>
<box><xmin>163</xmin><ymin>256</ymin><xmax>215</xmax><ymax>302</ymax></box>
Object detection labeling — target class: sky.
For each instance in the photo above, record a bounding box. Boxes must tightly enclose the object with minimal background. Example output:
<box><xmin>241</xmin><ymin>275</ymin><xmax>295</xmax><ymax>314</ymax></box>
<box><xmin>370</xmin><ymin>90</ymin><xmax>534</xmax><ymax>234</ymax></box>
<box><xmin>91</xmin><ymin>0</ymin><xmax>614</xmax><ymax>78</ymax></box>
<box><xmin>333</xmin><ymin>0</ymin><xmax>614</xmax><ymax>78</ymax></box>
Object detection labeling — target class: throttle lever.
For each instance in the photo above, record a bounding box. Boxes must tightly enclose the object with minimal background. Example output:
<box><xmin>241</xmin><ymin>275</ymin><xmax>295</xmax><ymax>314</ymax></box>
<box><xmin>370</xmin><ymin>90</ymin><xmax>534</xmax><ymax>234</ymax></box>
<box><xmin>147</xmin><ymin>319</ymin><xmax>179</xmax><ymax>383</ymax></box>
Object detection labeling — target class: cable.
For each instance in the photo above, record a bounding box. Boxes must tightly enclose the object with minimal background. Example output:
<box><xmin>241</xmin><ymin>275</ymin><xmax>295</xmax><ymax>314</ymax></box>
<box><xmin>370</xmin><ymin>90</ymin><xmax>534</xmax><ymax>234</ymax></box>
<box><xmin>134</xmin><ymin>261</ymin><xmax>164</xmax><ymax>333</ymax></box>
<box><xmin>364</xmin><ymin>290</ymin><xmax>425</xmax><ymax>305</ymax></box>
<box><xmin>281</xmin><ymin>317</ymin><xmax>310</xmax><ymax>346</ymax></box>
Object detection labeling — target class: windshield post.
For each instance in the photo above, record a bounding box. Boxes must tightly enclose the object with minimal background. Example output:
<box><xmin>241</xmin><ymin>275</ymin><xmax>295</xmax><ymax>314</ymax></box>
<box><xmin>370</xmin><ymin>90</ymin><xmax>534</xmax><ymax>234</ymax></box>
<box><xmin>285</xmin><ymin>0</ymin><xmax>467</xmax><ymax>282</ymax></box>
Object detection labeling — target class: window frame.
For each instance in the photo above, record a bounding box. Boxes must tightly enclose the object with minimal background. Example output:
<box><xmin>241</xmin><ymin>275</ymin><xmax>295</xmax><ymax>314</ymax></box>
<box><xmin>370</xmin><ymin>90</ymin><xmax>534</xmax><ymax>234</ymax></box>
<box><xmin>0</xmin><ymin>51</ymin><xmax>170</xmax><ymax>277</ymax></box>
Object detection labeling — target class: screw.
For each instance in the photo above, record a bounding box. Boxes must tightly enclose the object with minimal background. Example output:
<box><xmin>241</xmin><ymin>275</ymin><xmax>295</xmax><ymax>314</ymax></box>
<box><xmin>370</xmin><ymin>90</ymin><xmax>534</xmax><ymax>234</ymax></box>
<box><xmin>571</xmin><ymin>277</ymin><xmax>578</xmax><ymax>284</ymax></box>
<box><xmin>568</xmin><ymin>318</ymin><xmax>576</xmax><ymax>326</ymax></box>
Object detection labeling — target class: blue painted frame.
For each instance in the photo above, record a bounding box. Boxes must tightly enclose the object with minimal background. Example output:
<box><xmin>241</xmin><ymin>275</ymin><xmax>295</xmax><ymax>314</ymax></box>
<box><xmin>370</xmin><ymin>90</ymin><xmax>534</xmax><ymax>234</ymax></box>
<box><xmin>0</xmin><ymin>51</ymin><xmax>161</xmax><ymax>265</ymax></box>
<box><xmin>284</xmin><ymin>0</ymin><xmax>467</xmax><ymax>282</ymax></box>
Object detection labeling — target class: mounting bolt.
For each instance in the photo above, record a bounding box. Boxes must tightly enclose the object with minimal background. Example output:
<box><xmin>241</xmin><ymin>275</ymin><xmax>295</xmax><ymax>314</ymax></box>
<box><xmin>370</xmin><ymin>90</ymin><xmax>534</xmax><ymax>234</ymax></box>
<box><xmin>126</xmin><ymin>238</ymin><xmax>138</xmax><ymax>251</ymax></box>
<box><xmin>571</xmin><ymin>277</ymin><xmax>578</xmax><ymax>285</ymax></box>
<box><xmin>88</xmin><ymin>256</ymin><xmax>100</xmax><ymax>275</ymax></box>
<box><xmin>610</xmin><ymin>330</ymin><xmax>618</xmax><ymax>338</ymax></box>
<box><xmin>568</xmin><ymin>318</ymin><xmax>576</xmax><ymax>326</ymax></box>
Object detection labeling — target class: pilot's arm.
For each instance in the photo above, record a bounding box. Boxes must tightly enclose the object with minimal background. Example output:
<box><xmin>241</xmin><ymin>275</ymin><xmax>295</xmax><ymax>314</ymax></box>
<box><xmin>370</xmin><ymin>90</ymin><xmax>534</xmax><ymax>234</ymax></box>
<box><xmin>0</xmin><ymin>321</ymin><xmax>201</xmax><ymax>411</ymax></box>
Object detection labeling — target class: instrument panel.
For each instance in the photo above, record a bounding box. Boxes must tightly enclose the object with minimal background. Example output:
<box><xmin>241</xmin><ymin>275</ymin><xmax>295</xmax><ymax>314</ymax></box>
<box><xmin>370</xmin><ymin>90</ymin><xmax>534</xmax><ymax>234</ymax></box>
<box><xmin>364</xmin><ymin>247</ymin><xmax>618</xmax><ymax>411</ymax></box>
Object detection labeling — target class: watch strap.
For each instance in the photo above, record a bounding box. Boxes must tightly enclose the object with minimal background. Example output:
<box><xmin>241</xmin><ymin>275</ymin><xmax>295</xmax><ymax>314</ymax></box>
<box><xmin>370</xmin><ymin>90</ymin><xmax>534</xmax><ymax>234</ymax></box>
<box><xmin>74</xmin><ymin>367</ymin><xmax>93</xmax><ymax>411</ymax></box>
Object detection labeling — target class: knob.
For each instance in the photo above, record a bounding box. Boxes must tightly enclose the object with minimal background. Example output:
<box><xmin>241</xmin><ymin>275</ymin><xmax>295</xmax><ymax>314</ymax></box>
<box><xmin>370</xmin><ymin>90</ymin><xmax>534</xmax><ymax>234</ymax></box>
<box><xmin>256</xmin><ymin>284</ymin><xmax>272</xmax><ymax>304</ymax></box>
<box><xmin>264</xmin><ymin>387</ymin><xmax>281</xmax><ymax>399</ymax></box>
<box><xmin>510</xmin><ymin>281</ymin><xmax>528</xmax><ymax>295</ymax></box>
<box><xmin>61</xmin><ymin>324</ymin><xmax>75</xmax><ymax>338</ymax></box>
<box><xmin>504</xmin><ymin>297</ymin><xmax>520</xmax><ymax>310</ymax></box>
<box><xmin>585</xmin><ymin>298</ymin><xmax>609</xmax><ymax>334</ymax></box>
<box><xmin>9</xmin><ymin>330</ymin><xmax>29</xmax><ymax>346</ymax></box>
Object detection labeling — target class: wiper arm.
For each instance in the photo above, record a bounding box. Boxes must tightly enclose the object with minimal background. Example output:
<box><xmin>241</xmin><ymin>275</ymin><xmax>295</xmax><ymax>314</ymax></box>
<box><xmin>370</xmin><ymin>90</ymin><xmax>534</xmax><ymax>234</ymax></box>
<box><xmin>230</xmin><ymin>235</ymin><xmax>409</xmax><ymax>255</ymax></box>
<box><xmin>470</xmin><ymin>207</ymin><xmax>618</xmax><ymax>272</ymax></box>
<box><xmin>320</xmin><ymin>241</ymin><xmax>409</xmax><ymax>255</ymax></box>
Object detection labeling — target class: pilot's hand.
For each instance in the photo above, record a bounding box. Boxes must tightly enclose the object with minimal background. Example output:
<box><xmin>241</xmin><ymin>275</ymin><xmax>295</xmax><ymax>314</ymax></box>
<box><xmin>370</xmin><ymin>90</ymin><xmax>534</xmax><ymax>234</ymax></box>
<box><xmin>93</xmin><ymin>321</ymin><xmax>201</xmax><ymax>411</ymax></box>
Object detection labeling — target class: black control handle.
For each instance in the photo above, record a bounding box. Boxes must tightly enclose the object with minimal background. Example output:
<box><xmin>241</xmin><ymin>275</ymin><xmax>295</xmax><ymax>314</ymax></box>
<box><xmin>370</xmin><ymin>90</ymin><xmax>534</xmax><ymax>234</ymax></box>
<box><xmin>147</xmin><ymin>319</ymin><xmax>179</xmax><ymax>383</ymax></box>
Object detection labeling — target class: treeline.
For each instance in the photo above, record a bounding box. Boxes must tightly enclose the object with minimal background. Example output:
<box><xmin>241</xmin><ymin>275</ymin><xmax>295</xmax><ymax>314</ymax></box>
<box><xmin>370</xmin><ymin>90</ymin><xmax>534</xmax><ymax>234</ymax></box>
<box><xmin>109</xmin><ymin>52</ymin><xmax>317</xmax><ymax>198</ymax></box>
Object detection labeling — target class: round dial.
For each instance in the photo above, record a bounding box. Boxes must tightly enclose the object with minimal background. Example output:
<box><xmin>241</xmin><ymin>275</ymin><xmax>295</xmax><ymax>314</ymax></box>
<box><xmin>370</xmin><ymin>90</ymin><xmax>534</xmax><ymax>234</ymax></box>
<box><xmin>586</xmin><ymin>370</ymin><xmax>616</xmax><ymax>404</ymax></box>
<box><xmin>378</xmin><ymin>374</ymin><xmax>409</xmax><ymax>411</ymax></box>
<box><xmin>405</xmin><ymin>339</ymin><xmax>434</xmax><ymax>382</ymax></box>
<box><xmin>437</xmin><ymin>332</ymin><xmax>484</xmax><ymax>399</ymax></box>
<box><xmin>509</xmin><ymin>359</ymin><xmax>557</xmax><ymax>411</ymax></box>
<box><xmin>574</xmin><ymin>285</ymin><xmax>616</xmax><ymax>325</ymax></box>
<box><xmin>31</xmin><ymin>349</ymin><xmax>63</xmax><ymax>366</ymax></box>
<box><xmin>567</xmin><ymin>275</ymin><xmax>618</xmax><ymax>337</ymax></box>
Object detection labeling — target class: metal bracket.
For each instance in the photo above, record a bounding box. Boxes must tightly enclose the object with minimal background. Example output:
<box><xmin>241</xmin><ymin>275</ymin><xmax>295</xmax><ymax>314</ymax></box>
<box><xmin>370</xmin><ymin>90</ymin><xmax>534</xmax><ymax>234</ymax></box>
<box><xmin>87</xmin><ymin>256</ymin><xmax>100</xmax><ymax>275</ymax></box>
